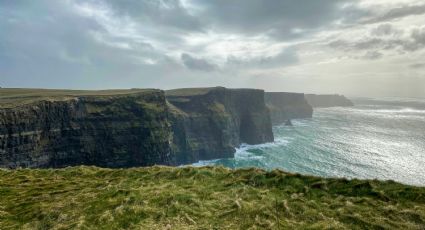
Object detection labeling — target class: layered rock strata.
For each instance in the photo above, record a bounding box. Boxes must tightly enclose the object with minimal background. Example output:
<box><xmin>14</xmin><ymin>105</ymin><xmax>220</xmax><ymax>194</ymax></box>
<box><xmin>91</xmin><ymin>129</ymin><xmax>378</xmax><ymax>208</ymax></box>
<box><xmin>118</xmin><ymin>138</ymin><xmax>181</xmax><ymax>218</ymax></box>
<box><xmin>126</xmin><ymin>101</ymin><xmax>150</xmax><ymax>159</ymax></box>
<box><xmin>0</xmin><ymin>87</ymin><xmax>275</xmax><ymax>168</ymax></box>
<box><xmin>166</xmin><ymin>87</ymin><xmax>274</xmax><ymax>164</ymax></box>
<box><xmin>0</xmin><ymin>89</ymin><xmax>172</xmax><ymax>168</ymax></box>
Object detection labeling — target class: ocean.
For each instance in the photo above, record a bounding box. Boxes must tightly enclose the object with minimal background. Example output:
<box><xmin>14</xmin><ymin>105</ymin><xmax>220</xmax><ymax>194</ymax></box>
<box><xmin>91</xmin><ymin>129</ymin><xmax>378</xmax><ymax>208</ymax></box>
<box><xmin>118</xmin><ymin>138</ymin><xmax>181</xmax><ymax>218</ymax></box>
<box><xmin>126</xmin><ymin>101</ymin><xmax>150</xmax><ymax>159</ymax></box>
<box><xmin>194</xmin><ymin>97</ymin><xmax>425</xmax><ymax>186</ymax></box>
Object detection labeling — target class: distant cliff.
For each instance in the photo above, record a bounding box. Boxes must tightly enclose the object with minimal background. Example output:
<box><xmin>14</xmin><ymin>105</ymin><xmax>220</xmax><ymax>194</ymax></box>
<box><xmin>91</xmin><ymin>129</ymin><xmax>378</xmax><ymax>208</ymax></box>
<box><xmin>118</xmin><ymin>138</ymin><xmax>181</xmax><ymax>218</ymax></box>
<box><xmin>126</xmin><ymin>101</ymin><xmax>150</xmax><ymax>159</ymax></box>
<box><xmin>166</xmin><ymin>87</ymin><xmax>274</xmax><ymax>165</ymax></box>
<box><xmin>305</xmin><ymin>94</ymin><xmax>354</xmax><ymax>108</ymax></box>
<box><xmin>265</xmin><ymin>92</ymin><xmax>313</xmax><ymax>125</ymax></box>
<box><xmin>0</xmin><ymin>89</ymin><xmax>173</xmax><ymax>168</ymax></box>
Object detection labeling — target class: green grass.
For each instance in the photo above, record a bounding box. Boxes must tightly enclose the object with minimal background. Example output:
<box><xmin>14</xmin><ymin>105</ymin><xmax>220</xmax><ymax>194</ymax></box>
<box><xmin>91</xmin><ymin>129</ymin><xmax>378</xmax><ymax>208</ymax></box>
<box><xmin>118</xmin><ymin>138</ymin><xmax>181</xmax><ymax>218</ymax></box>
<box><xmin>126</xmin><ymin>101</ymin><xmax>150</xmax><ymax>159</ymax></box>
<box><xmin>0</xmin><ymin>166</ymin><xmax>424</xmax><ymax>229</ymax></box>
<box><xmin>0</xmin><ymin>88</ymin><xmax>157</xmax><ymax>108</ymax></box>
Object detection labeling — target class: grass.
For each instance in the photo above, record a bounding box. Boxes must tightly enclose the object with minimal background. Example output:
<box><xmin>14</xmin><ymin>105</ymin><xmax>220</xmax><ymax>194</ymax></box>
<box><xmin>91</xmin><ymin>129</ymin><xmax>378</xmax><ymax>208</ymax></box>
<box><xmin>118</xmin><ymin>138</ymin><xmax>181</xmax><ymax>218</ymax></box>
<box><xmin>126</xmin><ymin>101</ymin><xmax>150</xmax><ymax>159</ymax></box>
<box><xmin>0</xmin><ymin>166</ymin><xmax>424</xmax><ymax>229</ymax></box>
<box><xmin>0</xmin><ymin>88</ymin><xmax>158</xmax><ymax>108</ymax></box>
<box><xmin>165</xmin><ymin>87</ymin><xmax>221</xmax><ymax>97</ymax></box>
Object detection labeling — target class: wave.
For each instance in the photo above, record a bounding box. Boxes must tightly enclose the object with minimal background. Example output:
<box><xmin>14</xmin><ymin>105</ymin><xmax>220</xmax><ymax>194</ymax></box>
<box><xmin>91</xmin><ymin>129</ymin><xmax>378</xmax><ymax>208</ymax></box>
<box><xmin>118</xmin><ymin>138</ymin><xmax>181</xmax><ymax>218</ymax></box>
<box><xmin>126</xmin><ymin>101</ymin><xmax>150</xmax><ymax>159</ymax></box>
<box><xmin>361</xmin><ymin>108</ymin><xmax>425</xmax><ymax>114</ymax></box>
<box><xmin>320</xmin><ymin>107</ymin><xmax>425</xmax><ymax>121</ymax></box>
<box><xmin>238</xmin><ymin>138</ymin><xmax>291</xmax><ymax>151</ymax></box>
<box><xmin>192</xmin><ymin>137</ymin><xmax>292</xmax><ymax>166</ymax></box>
<box><xmin>324</xmin><ymin>106</ymin><xmax>425</xmax><ymax>114</ymax></box>
<box><xmin>192</xmin><ymin>159</ymin><xmax>220</xmax><ymax>167</ymax></box>
<box><xmin>351</xmin><ymin>97</ymin><xmax>425</xmax><ymax>110</ymax></box>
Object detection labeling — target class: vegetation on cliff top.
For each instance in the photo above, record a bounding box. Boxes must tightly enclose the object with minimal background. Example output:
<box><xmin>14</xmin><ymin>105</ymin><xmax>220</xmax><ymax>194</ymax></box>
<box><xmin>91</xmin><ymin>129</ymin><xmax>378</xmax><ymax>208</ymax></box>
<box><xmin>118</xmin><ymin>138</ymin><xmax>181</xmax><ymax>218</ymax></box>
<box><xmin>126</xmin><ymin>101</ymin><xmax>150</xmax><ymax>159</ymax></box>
<box><xmin>165</xmin><ymin>87</ymin><xmax>215</xmax><ymax>97</ymax></box>
<box><xmin>0</xmin><ymin>88</ymin><xmax>157</xmax><ymax>108</ymax></box>
<box><xmin>0</xmin><ymin>166</ymin><xmax>424</xmax><ymax>229</ymax></box>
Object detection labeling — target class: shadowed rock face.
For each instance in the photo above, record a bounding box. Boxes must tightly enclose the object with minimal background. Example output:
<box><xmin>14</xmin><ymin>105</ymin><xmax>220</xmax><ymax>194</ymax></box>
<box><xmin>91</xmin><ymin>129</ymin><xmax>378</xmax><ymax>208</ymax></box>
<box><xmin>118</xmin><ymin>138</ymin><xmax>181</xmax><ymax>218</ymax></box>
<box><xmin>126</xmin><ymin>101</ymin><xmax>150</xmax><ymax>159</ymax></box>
<box><xmin>265</xmin><ymin>92</ymin><xmax>313</xmax><ymax>125</ymax></box>
<box><xmin>0</xmin><ymin>87</ymin><xmax>275</xmax><ymax>168</ymax></box>
<box><xmin>166</xmin><ymin>87</ymin><xmax>274</xmax><ymax>165</ymax></box>
<box><xmin>0</xmin><ymin>90</ymin><xmax>173</xmax><ymax>168</ymax></box>
<box><xmin>305</xmin><ymin>94</ymin><xmax>354</xmax><ymax>108</ymax></box>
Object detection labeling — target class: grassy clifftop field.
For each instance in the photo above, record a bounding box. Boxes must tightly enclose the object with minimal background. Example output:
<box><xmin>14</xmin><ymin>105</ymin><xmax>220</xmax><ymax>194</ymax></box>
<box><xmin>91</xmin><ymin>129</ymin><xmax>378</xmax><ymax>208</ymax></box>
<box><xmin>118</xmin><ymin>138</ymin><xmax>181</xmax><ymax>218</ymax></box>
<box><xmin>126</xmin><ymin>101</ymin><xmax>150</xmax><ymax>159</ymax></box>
<box><xmin>0</xmin><ymin>88</ymin><xmax>156</xmax><ymax>108</ymax></box>
<box><xmin>0</xmin><ymin>166</ymin><xmax>424</xmax><ymax>229</ymax></box>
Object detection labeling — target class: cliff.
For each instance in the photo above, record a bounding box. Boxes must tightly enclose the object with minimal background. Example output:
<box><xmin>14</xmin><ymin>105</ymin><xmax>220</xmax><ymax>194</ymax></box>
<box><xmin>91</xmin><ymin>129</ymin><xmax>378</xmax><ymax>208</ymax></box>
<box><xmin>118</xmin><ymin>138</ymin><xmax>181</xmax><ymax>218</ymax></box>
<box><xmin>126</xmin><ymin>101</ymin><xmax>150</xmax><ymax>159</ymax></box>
<box><xmin>166</xmin><ymin>87</ymin><xmax>274</xmax><ymax>164</ymax></box>
<box><xmin>0</xmin><ymin>87</ymin><xmax>274</xmax><ymax>168</ymax></box>
<box><xmin>0</xmin><ymin>89</ymin><xmax>173</xmax><ymax>168</ymax></box>
<box><xmin>265</xmin><ymin>92</ymin><xmax>313</xmax><ymax>125</ymax></box>
<box><xmin>305</xmin><ymin>94</ymin><xmax>354</xmax><ymax>108</ymax></box>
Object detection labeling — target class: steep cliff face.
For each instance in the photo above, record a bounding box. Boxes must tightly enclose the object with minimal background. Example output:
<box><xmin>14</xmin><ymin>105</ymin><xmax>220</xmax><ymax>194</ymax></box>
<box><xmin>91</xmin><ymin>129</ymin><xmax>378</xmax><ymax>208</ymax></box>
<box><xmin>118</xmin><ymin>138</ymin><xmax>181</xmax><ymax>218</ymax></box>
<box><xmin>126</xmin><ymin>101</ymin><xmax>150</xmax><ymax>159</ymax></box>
<box><xmin>305</xmin><ymin>94</ymin><xmax>354</xmax><ymax>108</ymax></box>
<box><xmin>166</xmin><ymin>87</ymin><xmax>274</xmax><ymax>164</ymax></box>
<box><xmin>0</xmin><ymin>87</ymin><xmax>275</xmax><ymax>168</ymax></box>
<box><xmin>265</xmin><ymin>92</ymin><xmax>313</xmax><ymax>125</ymax></box>
<box><xmin>0</xmin><ymin>89</ymin><xmax>173</xmax><ymax>168</ymax></box>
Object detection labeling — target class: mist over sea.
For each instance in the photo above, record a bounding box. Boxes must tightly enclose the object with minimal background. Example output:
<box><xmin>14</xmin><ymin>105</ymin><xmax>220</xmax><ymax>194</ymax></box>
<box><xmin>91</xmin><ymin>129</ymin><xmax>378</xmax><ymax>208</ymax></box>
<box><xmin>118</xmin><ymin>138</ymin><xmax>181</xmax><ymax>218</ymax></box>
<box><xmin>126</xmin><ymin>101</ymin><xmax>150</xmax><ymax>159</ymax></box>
<box><xmin>194</xmin><ymin>97</ymin><xmax>425</xmax><ymax>186</ymax></box>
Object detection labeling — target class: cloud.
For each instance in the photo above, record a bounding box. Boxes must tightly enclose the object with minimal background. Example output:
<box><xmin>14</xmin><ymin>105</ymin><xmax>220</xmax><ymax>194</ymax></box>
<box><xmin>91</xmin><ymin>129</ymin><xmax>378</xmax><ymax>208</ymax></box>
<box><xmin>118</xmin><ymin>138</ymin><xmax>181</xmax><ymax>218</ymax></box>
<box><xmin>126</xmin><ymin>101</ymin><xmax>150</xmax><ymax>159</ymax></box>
<box><xmin>191</xmin><ymin>0</ymin><xmax>354</xmax><ymax>39</ymax></box>
<box><xmin>0</xmin><ymin>1</ymin><xmax>180</xmax><ymax>88</ymax></box>
<box><xmin>409</xmin><ymin>63</ymin><xmax>425</xmax><ymax>69</ymax></box>
<box><xmin>411</xmin><ymin>27</ymin><xmax>425</xmax><ymax>46</ymax></box>
<box><xmin>1</xmin><ymin>0</ymin><xmax>425</xmax><ymax>98</ymax></box>
<box><xmin>227</xmin><ymin>47</ymin><xmax>299</xmax><ymax>69</ymax></box>
<box><xmin>181</xmin><ymin>53</ymin><xmax>218</xmax><ymax>71</ymax></box>
<box><xmin>90</xmin><ymin>0</ymin><xmax>203</xmax><ymax>32</ymax></box>
<box><xmin>327</xmin><ymin>24</ymin><xmax>425</xmax><ymax>60</ymax></box>
<box><xmin>363</xmin><ymin>4</ymin><xmax>425</xmax><ymax>24</ymax></box>
<box><xmin>363</xmin><ymin>51</ymin><xmax>383</xmax><ymax>60</ymax></box>
<box><xmin>371</xmin><ymin>24</ymin><xmax>401</xmax><ymax>36</ymax></box>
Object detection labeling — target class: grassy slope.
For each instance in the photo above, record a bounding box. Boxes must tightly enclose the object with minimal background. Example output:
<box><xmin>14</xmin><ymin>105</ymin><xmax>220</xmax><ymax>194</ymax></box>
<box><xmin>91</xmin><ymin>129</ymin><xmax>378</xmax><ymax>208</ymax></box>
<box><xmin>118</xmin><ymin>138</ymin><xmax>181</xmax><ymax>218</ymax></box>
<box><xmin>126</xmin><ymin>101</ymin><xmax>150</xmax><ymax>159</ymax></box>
<box><xmin>0</xmin><ymin>88</ymin><xmax>157</xmax><ymax>108</ymax></box>
<box><xmin>0</xmin><ymin>167</ymin><xmax>424</xmax><ymax>229</ymax></box>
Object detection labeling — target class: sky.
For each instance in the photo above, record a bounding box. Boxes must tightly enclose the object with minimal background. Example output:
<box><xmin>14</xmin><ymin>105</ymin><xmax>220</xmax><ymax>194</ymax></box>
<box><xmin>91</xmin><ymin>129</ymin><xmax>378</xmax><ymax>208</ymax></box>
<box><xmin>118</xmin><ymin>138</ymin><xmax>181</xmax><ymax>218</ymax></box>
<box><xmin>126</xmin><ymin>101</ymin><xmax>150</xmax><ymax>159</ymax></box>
<box><xmin>1</xmin><ymin>0</ymin><xmax>425</xmax><ymax>98</ymax></box>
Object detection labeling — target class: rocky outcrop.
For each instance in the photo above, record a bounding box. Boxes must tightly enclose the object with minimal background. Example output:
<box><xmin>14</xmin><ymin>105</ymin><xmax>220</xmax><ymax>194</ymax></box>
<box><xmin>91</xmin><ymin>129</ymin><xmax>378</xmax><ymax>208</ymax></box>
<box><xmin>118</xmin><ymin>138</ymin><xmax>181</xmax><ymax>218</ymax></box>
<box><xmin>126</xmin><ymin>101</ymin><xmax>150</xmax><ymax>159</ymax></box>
<box><xmin>305</xmin><ymin>94</ymin><xmax>354</xmax><ymax>108</ymax></box>
<box><xmin>265</xmin><ymin>92</ymin><xmax>313</xmax><ymax>125</ymax></box>
<box><xmin>166</xmin><ymin>87</ymin><xmax>274</xmax><ymax>165</ymax></box>
<box><xmin>0</xmin><ymin>89</ymin><xmax>173</xmax><ymax>168</ymax></box>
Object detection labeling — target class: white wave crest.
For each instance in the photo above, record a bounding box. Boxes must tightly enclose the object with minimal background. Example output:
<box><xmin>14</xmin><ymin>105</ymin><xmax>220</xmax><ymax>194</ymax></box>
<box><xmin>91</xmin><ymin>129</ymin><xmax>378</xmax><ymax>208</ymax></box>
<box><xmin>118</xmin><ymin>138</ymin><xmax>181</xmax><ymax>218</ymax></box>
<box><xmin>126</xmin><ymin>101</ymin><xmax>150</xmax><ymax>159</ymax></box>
<box><xmin>192</xmin><ymin>159</ymin><xmax>219</xmax><ymax>167</ymax></box>
<box><xmin>192</xmin><ymin>137</ymin><xmax>292</xmax><ymax>166</ymax></box>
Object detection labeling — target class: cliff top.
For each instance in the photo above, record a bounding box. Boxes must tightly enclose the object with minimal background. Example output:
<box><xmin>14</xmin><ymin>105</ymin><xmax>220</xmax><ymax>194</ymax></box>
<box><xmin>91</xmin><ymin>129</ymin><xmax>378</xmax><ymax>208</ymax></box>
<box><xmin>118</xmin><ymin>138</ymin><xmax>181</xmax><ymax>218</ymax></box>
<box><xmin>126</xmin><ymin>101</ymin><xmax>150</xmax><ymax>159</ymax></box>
<box><xmin>0</xmin><ymin>166</ymin><xmax>423</xmax><ymax>229</ymax></box>
<box><xmin>166</xmin><ymin>86</ymin><xmax>264</xmax><ymax>97</ymax></box>
<box><xmin>266</xmin><ymin>92</ymin><xmax>305</xmax><ymax>96</ymax></box>
<box><xmin>305</xmin><ymin>93</ymin><xmax>354</xmax><ymax>107</ymax></box>
<box><xmin>165</xmin><ymin>87</ymin><xmax>225</xmax><ymax>97</ymax></box>
<box><xmin>0</xmin><ymin>88</ymin><xmax>159</xmax><ymax>108</ymax></box>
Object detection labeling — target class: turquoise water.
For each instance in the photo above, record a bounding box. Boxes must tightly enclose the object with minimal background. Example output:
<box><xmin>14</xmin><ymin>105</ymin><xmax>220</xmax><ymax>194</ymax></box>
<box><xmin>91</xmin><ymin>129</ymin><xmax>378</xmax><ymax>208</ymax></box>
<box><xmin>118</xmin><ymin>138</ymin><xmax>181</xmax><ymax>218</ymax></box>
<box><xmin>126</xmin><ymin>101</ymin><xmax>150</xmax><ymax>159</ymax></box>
<box><xmin>194</xmin><ymin>97</ymin><xmax>425</xmax><ymax>186</ymax></box>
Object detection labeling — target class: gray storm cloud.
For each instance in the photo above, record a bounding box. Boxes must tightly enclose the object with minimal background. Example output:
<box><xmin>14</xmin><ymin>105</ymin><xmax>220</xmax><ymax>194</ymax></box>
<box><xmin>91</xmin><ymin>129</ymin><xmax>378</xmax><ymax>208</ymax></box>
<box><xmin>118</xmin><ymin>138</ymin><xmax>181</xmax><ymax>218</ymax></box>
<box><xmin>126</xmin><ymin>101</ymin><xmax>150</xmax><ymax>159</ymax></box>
<box><xmin>0</xmin><ymin>0</ymin><xmax>424</xmax><ymax>97</ymax></box>
<box><xmin>181</xmin><ymin>53</ymin><xmax>218</xmax><ymax>72</ymax></box>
